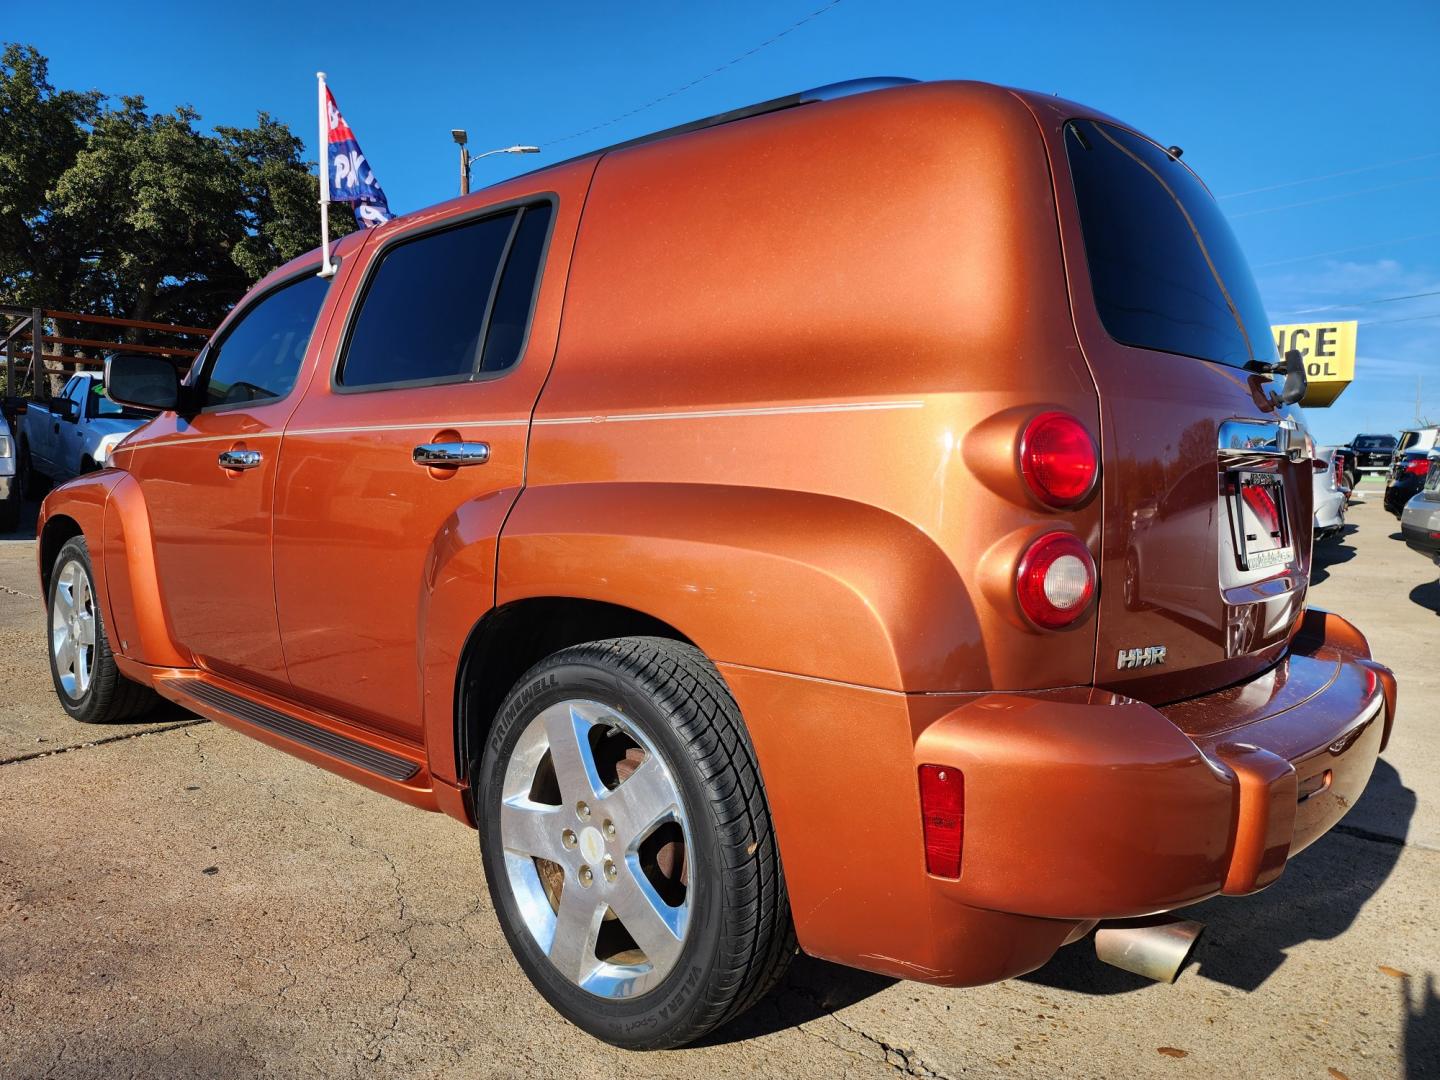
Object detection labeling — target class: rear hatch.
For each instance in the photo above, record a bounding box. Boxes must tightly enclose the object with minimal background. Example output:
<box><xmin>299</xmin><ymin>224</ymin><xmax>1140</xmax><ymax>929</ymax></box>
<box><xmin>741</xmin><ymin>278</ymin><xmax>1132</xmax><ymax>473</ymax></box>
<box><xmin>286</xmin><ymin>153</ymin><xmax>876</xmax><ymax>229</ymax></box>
<box><xmin>1053</xmin><ymin>116</ymin><xmax>1311</xmax><ymax>706</ymax></box>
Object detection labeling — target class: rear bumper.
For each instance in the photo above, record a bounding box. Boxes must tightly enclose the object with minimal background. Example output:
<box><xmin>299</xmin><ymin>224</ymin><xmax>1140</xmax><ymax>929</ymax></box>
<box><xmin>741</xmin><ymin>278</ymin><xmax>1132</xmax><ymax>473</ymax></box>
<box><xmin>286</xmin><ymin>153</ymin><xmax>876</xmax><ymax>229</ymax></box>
<box><xmin>724</xmin><ymin>608</ymin><xmax>1394</xmax><ymax>987</ymax></box>
<box><xmin>1313</xmin><ymin>489</ymin><xmax>1346</xmax><ymax>531</ymax></box>
<box><xmin>1400</xmin><ymin>499</ymin><xmax>1440</xmax><ymax>558</ymax></box>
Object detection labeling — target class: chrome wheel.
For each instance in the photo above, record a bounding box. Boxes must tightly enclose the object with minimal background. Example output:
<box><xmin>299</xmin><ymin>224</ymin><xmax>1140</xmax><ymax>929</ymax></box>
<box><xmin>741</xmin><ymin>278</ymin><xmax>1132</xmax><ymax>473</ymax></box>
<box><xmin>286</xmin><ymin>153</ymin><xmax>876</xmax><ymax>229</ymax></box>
<box><xmin>499</xmin><ymin>699</ymin><xmax>691</xmax><ymax>999</ymax></box>
<box><xmin>51</xmin><ymin>559</ymin><xmax>97</xmax><ymax>699</ymax></box>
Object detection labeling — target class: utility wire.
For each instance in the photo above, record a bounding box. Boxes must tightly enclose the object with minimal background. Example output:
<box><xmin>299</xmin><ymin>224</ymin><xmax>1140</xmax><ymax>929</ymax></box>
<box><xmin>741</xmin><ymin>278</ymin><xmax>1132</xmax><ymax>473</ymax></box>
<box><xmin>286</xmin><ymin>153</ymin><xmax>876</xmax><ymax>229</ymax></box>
<box><xmin>1278</xmin><ymin>289</ymin><xmax>1440</xmax><ymax>317</ymax></box>
<box><xmin>539</xmin><ymin>0</ymin><xmax>844</xmax><ymax>149</ymax></box>
<box><xmin>1218</xmin><ymin>151</ymin><xmax>1440</xmax><ymax>199</ymax></box>
<box><xmin>1229</xmin><ymin>174</ymin><xmax>1440</xmax><ymax>219</ymax></box>
<box><xmin>1253</xmin><ymin>230</ymin><xmax>1440</xmax><ymax>269</ymax></box>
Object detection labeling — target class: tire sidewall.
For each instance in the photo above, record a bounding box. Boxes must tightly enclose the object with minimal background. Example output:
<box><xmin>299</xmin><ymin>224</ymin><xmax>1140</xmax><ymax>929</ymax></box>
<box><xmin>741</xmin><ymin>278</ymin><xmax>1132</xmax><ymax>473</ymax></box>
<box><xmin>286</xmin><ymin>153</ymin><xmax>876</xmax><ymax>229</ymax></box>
<box><xmin>478</xmin><ymin>656</ymin><xmax>726</xmax><ymax>1048</ymax></box>
<box><xmin>47</xmin><ymin>537</ymin><xmax>103</xmax><ymax>721</ymax></box>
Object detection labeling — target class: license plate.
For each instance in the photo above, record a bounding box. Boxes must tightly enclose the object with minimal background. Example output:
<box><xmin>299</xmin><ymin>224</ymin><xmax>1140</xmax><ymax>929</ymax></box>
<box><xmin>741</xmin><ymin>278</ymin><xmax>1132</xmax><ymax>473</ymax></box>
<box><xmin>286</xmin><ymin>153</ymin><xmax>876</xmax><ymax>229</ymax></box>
<box><xmin>1230</xmin><ymin>471</ymin><xmax>1293</xmax><ymax>571</ymax></box>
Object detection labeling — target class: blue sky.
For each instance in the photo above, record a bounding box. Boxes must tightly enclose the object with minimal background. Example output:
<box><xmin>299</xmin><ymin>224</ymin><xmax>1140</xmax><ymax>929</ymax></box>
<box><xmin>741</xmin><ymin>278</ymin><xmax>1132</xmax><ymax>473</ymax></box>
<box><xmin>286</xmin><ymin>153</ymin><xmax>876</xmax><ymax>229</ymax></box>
<box><xmin>10</xmin><ymin>0</ymin><xmax>1439</xmax><ymax>444</ymax></box>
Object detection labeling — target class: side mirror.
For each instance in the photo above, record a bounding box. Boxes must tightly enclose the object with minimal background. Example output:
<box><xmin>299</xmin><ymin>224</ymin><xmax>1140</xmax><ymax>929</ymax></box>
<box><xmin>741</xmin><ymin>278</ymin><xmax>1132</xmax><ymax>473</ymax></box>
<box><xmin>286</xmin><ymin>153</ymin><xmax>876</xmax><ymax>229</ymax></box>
<box><xmin>104</xmin><ymin>354</ymin><xmax>182</xmax><ymax>413</ymax></box>
<box><xmin>55</xmin><ymin>398</ymin><xmax>79</xmax><ymax>422</ymax></box>
<box><xmin>1278</xmin><ymin>348</ymin><xmax>1308</xmax><ymax>407</ymax></box>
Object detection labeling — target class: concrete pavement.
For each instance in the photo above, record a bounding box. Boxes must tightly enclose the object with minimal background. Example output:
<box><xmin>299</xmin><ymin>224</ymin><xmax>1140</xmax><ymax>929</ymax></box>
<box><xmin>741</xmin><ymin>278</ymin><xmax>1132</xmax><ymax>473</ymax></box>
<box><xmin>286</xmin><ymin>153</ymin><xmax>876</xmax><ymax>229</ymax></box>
<box><xmin>1</xmin><ymin>486</ymin><xmax>1436</xmax><ymax>1079</ymax></box>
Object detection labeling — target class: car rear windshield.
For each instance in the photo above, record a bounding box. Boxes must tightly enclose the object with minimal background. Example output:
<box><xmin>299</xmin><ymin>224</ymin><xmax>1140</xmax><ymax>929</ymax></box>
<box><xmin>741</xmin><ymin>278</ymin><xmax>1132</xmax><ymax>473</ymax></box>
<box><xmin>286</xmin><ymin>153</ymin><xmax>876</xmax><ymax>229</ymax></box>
<box><xmin>1064</xmin><ymin>120</ymin><xmax>1276</xmax><ymax>369</ymax></box>
<box><xmin>1355</xmin><ymin>435</ymin><xmax>1396</xmax><ymax>450</ymax></box>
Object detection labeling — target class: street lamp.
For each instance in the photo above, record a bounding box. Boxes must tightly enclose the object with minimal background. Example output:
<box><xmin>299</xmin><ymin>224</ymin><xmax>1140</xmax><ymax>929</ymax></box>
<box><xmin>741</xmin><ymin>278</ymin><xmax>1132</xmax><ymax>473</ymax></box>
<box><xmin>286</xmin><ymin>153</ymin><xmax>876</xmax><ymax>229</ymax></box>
<box><xmin>452</xmin><ymin>130</ymin><xmax>540</xmax><ymax>195</ymax></box>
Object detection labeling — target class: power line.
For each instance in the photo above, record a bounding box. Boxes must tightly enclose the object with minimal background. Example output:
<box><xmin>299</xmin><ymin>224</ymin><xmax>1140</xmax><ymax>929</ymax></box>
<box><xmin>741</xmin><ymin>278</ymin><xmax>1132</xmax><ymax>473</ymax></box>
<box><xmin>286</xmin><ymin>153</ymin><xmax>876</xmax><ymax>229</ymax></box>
<box><xmin>1218</xmin><ymin>151</ymin><xmax>1440</xmax><ymax>199</ymax></box>
<box><xmin>1228</xmin><ymin>174</ymin><xmax>1440</xmax><ymax>219</ymax></box>
<box><xmin>1252</xmin><ymin>230</ymin><xmax>1440</xmax><ymax>269</ymax></box>
<box><xmin>1279</xmin><ymin>289</ymin><xmax>1440</xmax><ymax>316</ymax></box>
<box><xmin>1361</xmin><ymin>311</ymin><xmax>1440</xmax><ymax>327</ymax></box>
<box><xmin>540</xmin><ymin>1</ymin><xmax>845</xmax><ymax>149</ymax></box>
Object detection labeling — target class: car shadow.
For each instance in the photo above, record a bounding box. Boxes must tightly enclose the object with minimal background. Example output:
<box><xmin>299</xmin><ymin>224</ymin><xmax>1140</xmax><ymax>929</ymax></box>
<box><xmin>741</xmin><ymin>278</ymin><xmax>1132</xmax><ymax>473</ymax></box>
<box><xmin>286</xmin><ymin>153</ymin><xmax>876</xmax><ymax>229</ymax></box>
<box><xmin>1310</xmin><ymin>528</ymin><xmax>1358</xmax><ymax>585</ymax></box>
<box><xmin>1410</xmin><ymin>580</ymin><xmax>1440</xmax><ymax>616</ymax></box>
<box><xmin>1</xmin><ymin>492</ymin><xmax>40</xmax><ymax>541</ymax></box>
<box><xmin>1023</xmin><ymin>758</ymin><xmax>1415</xmax><ymax>996</ymax></box>
<box><xmin>697</xmin><ymin>953</ymin><xmax>896</xmax><ymax>1046</ymax></box>
<box><xmin>1405</xmin><ymin>972</ymin><xmax>1440</xmax><ymax>1079</ymax></box>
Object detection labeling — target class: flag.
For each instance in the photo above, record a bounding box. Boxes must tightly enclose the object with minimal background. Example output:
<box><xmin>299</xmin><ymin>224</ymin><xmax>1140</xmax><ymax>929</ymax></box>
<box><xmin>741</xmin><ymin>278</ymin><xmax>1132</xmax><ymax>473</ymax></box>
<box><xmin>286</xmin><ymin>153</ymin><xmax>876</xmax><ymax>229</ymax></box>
<box><xmin>323</xmin><ymin>86</ymin><xmax>393</xmax><ymax>229</ymax></box>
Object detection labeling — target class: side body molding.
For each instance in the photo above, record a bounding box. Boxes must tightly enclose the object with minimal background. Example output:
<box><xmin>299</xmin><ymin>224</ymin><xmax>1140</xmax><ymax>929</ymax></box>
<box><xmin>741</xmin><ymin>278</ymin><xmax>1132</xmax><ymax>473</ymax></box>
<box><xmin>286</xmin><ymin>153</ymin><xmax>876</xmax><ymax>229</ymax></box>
<box><xmin>494</xmin><ymin>482</ymin><xmax>984</xmax><ymax>692</ymax></box>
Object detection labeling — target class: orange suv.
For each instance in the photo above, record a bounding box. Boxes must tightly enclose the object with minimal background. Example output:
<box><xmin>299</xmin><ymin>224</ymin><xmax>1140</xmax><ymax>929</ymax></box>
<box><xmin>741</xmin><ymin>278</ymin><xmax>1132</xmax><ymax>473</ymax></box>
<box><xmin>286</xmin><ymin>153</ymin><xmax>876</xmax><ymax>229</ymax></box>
<box><xmin>37</xmin><ymin>78</ymin><xmax>1395</xmax><ymax>1049</ymax></box>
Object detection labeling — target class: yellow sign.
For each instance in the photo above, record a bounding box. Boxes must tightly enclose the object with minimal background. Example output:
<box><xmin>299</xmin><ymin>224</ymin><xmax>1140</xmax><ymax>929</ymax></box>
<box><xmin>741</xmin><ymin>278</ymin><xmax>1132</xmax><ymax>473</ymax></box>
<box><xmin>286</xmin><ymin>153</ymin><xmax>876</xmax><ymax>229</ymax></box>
<box><xmin>1271</xmin><ymin>320</ymin><xmax>1357</xmax><ymax>407</ymax></box>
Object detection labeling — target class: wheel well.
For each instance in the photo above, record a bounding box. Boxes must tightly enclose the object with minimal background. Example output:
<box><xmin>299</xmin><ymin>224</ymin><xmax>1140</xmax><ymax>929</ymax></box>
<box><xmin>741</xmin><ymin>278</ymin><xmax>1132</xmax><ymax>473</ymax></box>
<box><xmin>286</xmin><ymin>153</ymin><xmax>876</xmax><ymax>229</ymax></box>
<box><xmin>454</xmin><ymin>598</ymin><xmax>693</xmax><ymax>787</ymax></box>
<box><xmin>39</xmin><ymin>514</ymin><xmax>83</xmax><ymax>599</ymax></box>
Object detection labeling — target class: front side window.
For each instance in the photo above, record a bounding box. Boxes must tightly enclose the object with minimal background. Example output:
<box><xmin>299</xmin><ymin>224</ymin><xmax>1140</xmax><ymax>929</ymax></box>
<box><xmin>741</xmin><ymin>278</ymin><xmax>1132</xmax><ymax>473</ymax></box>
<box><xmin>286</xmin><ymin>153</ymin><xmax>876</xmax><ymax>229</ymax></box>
<box><xmin>1065</xmin><ymin>120</ymin><xmax>1275</xmax><ymax>369</ymax></box>
<box><xmin>339</xmin><ymin>201</ymin><xmax>553</xmax><ymax>388</ymax></box>
<box><xmin>202</xmin><ymin>273</ymin><xmax>331</xmax><ymax>409</ymax></box>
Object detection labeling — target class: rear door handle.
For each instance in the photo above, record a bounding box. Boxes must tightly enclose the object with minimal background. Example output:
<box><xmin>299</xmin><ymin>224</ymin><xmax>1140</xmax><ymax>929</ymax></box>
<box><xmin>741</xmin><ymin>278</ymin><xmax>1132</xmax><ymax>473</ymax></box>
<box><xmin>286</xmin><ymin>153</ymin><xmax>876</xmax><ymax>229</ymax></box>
<box><xmin>413</xmin><ymin>442</ymin><xmax>490</xmax><ymax>468</ymax></box>
<box><xmin>218</xmin><ymin>449</ymin><xmax>263</xmax><ymax>471</ymax></box>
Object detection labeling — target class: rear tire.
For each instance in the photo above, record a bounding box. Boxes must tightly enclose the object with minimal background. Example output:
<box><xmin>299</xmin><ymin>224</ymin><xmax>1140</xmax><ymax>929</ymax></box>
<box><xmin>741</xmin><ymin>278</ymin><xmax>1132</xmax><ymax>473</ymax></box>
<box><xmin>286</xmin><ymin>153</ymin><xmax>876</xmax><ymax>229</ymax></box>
<box><xmin>47</xmin><ymin>536</ymin><xmax>160</xmax><ymax>723</ymax></box>
<box><xmin>17</xmin><ymin>439</ymin><xmax>49</xmax><ymax>500</ymax></box>
<box><xmin>477</xmin><ymin>637</ymin><xmax>794</xmax><ymax>1049</ymax></box>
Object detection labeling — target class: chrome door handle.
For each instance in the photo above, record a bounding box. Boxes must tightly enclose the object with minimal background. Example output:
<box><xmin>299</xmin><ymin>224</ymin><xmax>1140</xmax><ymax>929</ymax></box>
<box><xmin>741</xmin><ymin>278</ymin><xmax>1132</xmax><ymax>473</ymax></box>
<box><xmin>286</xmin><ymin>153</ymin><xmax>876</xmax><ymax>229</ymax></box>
<box><xmin>412</xmin><ymin>441</ymin><xmax>491</xmax><ymax>468</ymax></box>
<box><xmin>218</xmin><ymin>449</ymin><xmax>263</xmax><ymax>471</ymax></box>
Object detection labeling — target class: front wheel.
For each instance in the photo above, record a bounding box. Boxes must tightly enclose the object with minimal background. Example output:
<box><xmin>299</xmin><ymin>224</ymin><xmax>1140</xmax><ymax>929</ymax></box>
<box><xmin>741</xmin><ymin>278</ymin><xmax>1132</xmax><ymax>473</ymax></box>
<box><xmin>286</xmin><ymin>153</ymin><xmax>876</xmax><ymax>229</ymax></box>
<box><xmin>477</xmin><ymin>637</ymin><xmax>794</xmax><ymax>1049</ymax></box>
<box><xmin>47</xmin><ymin>536</ymin><xmax>160</xmax><ymax>723</ymax></box>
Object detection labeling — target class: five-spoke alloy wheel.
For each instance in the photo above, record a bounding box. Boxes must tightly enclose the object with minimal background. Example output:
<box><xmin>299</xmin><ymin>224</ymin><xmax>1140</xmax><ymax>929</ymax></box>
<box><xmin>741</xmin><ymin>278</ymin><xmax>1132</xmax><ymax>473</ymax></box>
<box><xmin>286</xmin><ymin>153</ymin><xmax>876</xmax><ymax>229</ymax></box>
<box><xmin>46</xmin><ymin>536</ymin><xmax>159</xmax><ymax>723</ymax></box>
<box><xmin>478</xmin><ymin>637</ymin><xmax>794</xmax><ymax>1049</ymax></box>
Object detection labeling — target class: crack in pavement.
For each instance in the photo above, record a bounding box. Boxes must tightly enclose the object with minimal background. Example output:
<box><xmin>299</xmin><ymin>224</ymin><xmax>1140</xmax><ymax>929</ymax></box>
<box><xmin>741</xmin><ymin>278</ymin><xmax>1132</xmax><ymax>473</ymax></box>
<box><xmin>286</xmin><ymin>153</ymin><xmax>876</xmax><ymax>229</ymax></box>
<box><xmin>788</xmin><ymin>984</ymin><xmax>953</xmax><ymax>1079</ymax></box>
<box><xmin>0</xmin><ymin>582</ymin><xmax>41</xmax><ymax>601</ymax></box>
<box><xmin>0</xmin><ymin>718</ymin><xmax>210</xmax><ymax>766</ymax></box>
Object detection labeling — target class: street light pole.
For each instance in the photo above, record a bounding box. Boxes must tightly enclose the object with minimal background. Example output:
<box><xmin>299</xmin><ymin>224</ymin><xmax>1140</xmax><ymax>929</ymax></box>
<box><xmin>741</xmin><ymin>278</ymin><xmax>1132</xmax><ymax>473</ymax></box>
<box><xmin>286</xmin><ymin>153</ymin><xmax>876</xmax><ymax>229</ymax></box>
<box><xmin>451</xmin><ymin>131</ymin><xmax>540</xmax><ymax>196</ymax></box>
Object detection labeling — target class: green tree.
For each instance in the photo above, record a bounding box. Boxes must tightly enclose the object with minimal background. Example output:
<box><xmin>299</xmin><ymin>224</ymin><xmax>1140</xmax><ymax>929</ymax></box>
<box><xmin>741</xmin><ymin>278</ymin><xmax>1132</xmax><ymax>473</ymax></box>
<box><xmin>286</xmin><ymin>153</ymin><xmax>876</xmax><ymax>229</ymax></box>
<box><xmin>0</xmin><ymin>42</ymin><xmax>352</xmax><ymax>331</ymax></box>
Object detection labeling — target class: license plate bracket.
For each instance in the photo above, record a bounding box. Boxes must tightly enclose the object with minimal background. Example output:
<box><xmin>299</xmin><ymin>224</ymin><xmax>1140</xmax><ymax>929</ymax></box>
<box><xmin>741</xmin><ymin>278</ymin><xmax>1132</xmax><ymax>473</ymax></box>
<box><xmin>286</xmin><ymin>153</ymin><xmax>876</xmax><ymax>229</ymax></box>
<box><xmin>1228</xmin><ymin>470</ymin><xmax>1293</xmax><ymax>571</ymax></box>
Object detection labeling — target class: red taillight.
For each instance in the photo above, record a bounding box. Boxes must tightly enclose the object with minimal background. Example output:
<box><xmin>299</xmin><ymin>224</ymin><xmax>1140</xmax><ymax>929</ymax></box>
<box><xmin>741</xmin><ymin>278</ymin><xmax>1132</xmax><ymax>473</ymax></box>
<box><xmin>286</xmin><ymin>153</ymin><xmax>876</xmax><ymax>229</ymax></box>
<box><xmin>1020</xmin><ymin>412</ymin><xmax>1099</xmax><ymax>507</ymax></box>
<box><xmin>918</xmin><ymin>764</ymin><xmax>964</xmax><ymax>878</ymax></box>
<box><xmin>1405</xmin><ymin>457</ymin><xmax>1429</xmax><ymax>477</ymax></box>
<box><xmin>1016</xmin><ymin>531</ymin><xmax>1097</xmax><ymax>629</ymax></box>
<box><xmin>1334</xmin><ymin>455</ymin><xmax>1344</xmax><ymax>486</ymax></box>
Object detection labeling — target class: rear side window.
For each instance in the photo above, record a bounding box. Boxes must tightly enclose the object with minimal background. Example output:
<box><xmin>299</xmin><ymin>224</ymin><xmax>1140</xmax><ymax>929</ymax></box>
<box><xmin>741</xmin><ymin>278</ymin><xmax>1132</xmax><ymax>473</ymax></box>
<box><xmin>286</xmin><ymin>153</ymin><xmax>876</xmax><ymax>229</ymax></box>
<box><xmin>339</xmin><ymin>201</ymin><xmax>553</xmax><ymax>388</ymax></box>
<box><xmin>1065</xmin><ymin>121</ymin><xmax>1275</xmax><ymax>369</ymax></box>
<box><xmin>202</xmin><ymin>273</ymin><xmax>331</xmax><ymax>409</ymax></box>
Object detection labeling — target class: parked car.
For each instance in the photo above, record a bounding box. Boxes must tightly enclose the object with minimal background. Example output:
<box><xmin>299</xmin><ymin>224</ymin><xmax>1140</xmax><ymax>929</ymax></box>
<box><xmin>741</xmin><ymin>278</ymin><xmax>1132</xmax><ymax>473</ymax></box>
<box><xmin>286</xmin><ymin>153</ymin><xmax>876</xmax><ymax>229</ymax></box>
<box><xmin>1384</xmin><ymin>448</ymin><xmax>1431</xmax><ymax>516</ymax></box>
<box><xmin>1348</xmin><ymin>433</ymin><xmax>1397</xmax><ymax>479</ymax></box>
<box><xmin>36</xmin><ymin>78</ymin><xmax>1395</xmax><ymax>1050</ymax></box>
<box><xmin>1396</xmin><ymin>425</ymin><xmax>1438</xmax><ymax>456</ymax></box>
<box><xmin>1400</xmin><ymin>450</ymin><xmax>1440</xmax><ymax>562</ymax></box>
<box><xmin>1312</xmin><ymin>443</ymin><xmax>1347</xmax><ymax>541</ymax></box>
<box><xmin>17</xmin><ymin>372</ymin><xmax>151</xmax><ymax>496</ymax></box>
<box><xmin>0</xmin><ymin>410</ymin><xmax>19</xmax><ymax>532</ymax></box>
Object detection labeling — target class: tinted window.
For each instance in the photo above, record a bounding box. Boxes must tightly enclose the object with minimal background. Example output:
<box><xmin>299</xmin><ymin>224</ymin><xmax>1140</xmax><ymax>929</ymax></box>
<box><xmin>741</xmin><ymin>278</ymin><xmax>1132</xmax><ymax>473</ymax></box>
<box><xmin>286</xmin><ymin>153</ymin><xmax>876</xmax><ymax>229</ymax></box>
<box><xmin>479</xmin><ymin>203</ymin><xmax>553</xmax><ymax>373</ymax></box>
<box><xmin>1354</xmin><ymin>435</ymin><xmax>1396</xmax><ymax>450</ymax></box>
<box><xmin>340</xmin><ymin>212</ymin><xmax>518</xmax><ymax>387</ymax></box>
<box><xmin>1065</xmin><ymin>121</ymin><xmax>1275</xmax><ymax>369</ymax></box>
<box><xmin>203</xmin><ymin>274</ymin><xmax>330</xmax><ymax>408</ymax></box>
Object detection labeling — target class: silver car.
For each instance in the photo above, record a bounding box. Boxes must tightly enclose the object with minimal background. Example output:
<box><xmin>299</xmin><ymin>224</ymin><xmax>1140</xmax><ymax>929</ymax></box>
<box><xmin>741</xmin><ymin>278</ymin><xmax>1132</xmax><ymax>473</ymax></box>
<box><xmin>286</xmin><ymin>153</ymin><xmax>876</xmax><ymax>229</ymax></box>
<box><xmin>1400</xmin><ymin>449</ymin><xmax>1440</xmax><ymax>563</ymax></box>
<box><xmin>1313</xmin><ymin>443</ymin><xmax>1348</xmax><ymax>542</ymax></box>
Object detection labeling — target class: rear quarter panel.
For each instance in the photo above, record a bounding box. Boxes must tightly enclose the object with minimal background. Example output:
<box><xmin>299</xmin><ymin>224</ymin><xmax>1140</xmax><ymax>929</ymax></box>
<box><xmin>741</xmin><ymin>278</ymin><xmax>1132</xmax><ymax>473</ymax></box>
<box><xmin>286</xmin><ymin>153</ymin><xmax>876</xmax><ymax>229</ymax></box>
<box><xmin>509</xmin><ymin>81</ymin><xmax>1102</xmax><ymax>694</ymax></box>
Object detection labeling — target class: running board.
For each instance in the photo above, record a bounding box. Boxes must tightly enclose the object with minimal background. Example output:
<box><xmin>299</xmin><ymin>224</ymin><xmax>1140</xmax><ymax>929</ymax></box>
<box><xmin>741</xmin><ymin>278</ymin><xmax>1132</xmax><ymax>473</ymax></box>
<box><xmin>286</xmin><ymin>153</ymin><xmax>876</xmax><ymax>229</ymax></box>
<box><xmin>181</xmin><ymin>681</ymin><xmax>420</xmax><ymax>783</ymax></box>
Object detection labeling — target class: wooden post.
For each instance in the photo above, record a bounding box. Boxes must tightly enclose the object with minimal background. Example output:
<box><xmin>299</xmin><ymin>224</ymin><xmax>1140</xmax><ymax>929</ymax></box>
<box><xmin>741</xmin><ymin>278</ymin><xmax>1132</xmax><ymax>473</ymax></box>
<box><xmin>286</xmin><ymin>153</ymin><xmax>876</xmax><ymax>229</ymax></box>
<box><xmin>31</xmin><ymin>306</ymin><xmax>43</xmax><ymax>399</ymax></box>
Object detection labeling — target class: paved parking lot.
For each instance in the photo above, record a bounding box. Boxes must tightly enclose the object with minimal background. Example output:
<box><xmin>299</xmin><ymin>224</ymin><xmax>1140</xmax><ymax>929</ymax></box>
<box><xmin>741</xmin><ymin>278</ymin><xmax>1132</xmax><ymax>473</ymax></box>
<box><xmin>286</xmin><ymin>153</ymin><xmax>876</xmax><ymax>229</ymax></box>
<box><xmin>1</xmin><ymin>486</ymin><xmax>1436</xmax><ymax>1079</ymax></box>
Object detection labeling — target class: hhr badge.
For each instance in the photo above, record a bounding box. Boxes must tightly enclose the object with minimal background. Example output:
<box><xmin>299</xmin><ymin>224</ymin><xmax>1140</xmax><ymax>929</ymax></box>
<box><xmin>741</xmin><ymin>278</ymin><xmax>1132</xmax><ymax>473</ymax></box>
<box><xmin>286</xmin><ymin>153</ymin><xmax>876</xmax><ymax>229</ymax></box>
<box><xmin>1117</xmin><ymin>645</ymin><xmax>1167</xmax><ymax>670</ymax></box>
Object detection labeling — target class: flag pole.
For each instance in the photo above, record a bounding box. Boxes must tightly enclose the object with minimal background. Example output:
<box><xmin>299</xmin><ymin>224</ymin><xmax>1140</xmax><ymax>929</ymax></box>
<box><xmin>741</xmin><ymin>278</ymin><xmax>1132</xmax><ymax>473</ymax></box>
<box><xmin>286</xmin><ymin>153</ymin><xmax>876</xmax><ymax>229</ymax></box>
<box><xmin>316</xmin><ymin>71</ymin><xmax>336</xmax><ymax>278</ymax></box>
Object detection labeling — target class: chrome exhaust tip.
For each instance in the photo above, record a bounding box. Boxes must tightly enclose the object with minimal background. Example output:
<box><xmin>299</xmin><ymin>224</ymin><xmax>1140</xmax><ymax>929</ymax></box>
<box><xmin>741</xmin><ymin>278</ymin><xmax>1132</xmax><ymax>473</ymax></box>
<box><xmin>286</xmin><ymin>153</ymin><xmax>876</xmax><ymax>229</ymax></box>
<box><xmin>1094</xmin><ymin>916</ymin><xmax>1205</xmax><ymax>983</ymax></box>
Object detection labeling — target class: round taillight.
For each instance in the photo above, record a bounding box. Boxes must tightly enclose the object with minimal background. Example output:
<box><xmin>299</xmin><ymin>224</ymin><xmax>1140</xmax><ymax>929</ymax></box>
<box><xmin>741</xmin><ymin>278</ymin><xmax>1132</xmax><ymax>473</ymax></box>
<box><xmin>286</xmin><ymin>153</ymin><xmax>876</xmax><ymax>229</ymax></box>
<box><xmin>1020</xmin><ymin>412</ymin><xmax>1099</xmax><ymax>507</ymax></box>
<box><xmin>1016</xmin><ymin>532</ymin><xmax>1096</xmax><ymax>629</ymax></box>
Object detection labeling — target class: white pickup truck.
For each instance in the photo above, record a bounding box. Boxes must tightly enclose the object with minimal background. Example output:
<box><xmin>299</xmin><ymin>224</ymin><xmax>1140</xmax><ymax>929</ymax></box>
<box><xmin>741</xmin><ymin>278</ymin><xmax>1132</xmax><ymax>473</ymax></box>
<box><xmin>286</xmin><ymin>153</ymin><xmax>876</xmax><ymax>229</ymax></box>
<box><xmin>17</xmin><ymin>373</ymin><xmax>151</xmax><ymax>495</ymax></box>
